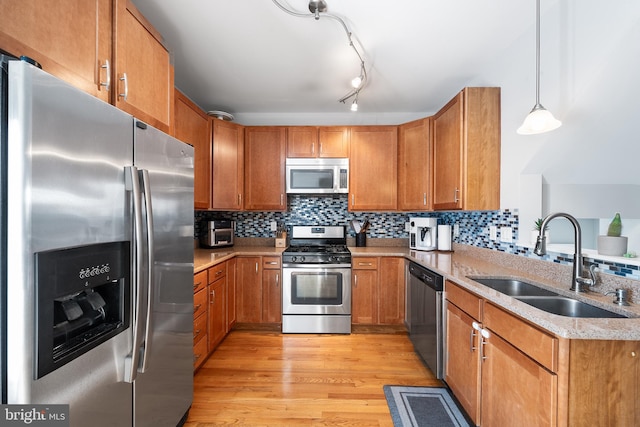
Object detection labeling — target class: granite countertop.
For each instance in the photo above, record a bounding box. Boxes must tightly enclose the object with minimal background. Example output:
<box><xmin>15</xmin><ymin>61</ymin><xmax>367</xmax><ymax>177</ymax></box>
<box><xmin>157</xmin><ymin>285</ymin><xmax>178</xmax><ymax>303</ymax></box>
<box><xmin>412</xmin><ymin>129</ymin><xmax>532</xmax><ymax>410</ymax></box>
<box><xmin>194</xmin><ymin>245</ymin><xmax>640</xmax><ymax>341</ymax></box>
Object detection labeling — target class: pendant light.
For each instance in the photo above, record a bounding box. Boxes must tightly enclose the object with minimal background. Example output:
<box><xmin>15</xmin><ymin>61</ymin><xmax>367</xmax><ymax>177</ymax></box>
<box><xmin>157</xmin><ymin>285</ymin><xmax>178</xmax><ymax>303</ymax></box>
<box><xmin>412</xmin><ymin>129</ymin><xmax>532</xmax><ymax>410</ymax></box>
<box><xmin>517</xmin><ymin>0</ymin><xmax>561</xmax><ymax>135</ymax></box>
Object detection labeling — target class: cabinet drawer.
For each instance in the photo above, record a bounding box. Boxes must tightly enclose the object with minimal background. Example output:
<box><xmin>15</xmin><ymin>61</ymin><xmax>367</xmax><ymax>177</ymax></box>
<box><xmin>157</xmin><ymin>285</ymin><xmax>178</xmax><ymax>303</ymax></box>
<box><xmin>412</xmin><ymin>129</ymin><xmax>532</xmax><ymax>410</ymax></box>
<box><xmin>194</xmin><ymin>288</ymin><xmax>207</xmax><ymax>319</ymax></box>
<box><xmin>484</xmin><ymin>302</ymin><xmax>558</xmax><ymax>372</ymax></box>
<box><xmin>353</xmin><ymin>257</ymin><xmax>378</xmax><ymax>270</ymax></box>
<box><xmin>193</xmin><ymin>335</ymin><xmax>208</xmax><ymax>370</ymax></box>
<box><xmin>262</xmin><ymin>256</ymin><xmax>281</xmax><ymax>270</ymax></box>
<box><xmin>194</xmin><ymin>270</ymin><xmax>207</xmax><ymax>293</ymax></box>
<box><xmin>193</xmin><ymin>312</ymin><xmax>207</xmax><ymax>344</ymax></box>
<box><xmin>445</xmin><ymin>280</ymin><xmax>482</xmax><ymax>320</ymax></box>
<box><xmin>208</xmin><ymin>263</ymin><xmax>227</xmax><ymax>283</ymax></box>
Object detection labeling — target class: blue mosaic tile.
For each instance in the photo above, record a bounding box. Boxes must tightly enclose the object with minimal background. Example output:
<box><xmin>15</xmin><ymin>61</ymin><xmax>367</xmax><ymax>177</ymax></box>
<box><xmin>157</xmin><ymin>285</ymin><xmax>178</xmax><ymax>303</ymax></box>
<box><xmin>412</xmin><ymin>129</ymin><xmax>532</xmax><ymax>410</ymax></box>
<box><xmin>195</xmin><ymin>199</ymin><xmax>638</xmax><ymax>280</ymax></box>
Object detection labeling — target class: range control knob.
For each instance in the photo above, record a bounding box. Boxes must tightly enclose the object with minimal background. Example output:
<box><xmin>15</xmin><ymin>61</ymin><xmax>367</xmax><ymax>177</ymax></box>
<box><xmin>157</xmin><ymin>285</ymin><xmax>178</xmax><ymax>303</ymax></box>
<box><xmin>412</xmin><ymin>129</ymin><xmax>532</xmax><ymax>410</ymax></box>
<box><xmin>300</xmin><ymin>256</ymin><xmax>306</xmax><ymax>263</ymax></box>
<box><xmin>291</xmin><ymin>256</ymin><xmax>298</xmax><ymax>262</ymax></box>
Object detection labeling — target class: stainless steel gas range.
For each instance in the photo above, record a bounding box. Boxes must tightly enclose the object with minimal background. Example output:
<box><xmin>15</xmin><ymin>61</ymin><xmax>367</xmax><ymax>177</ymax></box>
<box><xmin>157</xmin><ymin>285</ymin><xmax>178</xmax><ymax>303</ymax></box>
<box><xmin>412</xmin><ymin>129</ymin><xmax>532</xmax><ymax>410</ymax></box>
<box><xmin>281</xmin><ymin>226</ymin><xmax>352</xmax><ymax>334</ymax></box>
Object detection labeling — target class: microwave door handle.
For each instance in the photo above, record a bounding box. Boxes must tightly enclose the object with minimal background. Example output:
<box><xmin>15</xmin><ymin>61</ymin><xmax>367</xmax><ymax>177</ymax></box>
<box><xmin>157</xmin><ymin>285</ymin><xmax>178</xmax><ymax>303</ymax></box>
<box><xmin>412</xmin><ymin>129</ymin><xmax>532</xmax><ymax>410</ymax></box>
<box><xmin>139</xmin><ymin>169</ymin><xmax>155</xmax><ymax>373</ymax></box>
<box><xmin>124</xmin><ymin>166</ymin><xmax>144</xmax><ymax>383</ymax></box>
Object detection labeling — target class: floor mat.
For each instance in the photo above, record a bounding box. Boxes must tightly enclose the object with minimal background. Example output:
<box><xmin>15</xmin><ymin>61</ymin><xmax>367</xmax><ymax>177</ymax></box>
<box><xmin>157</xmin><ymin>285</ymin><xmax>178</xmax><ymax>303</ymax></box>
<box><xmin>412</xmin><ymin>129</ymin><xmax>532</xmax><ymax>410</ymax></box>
<box><xmin>383</xmin><ymin>385</ymin><xmax>471</xmax><ymax>427</ymax></box>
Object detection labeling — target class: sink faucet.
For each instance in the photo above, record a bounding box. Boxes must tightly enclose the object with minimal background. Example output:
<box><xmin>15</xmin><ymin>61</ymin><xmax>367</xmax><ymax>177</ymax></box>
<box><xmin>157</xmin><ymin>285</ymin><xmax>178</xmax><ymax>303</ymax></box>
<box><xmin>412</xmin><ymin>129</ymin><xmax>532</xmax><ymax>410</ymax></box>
<box><xmin>533</xmin><ymin>212</ymin><xmax>596</xmax><ymax>292</ymax></box>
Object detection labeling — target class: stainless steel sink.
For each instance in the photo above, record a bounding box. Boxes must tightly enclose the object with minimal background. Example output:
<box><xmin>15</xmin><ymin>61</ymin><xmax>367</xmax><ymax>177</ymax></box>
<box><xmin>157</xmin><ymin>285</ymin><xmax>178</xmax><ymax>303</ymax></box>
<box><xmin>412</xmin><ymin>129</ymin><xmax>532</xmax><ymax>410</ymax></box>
<box><xmin>470</xmin><ymin>278</ymin><xmax>558</xmax><ymax>297</ymax></box>
<box><xmin>515</xmin><ymin>296</ymin><xmax>626</xmax><ymax>318</ymax></box>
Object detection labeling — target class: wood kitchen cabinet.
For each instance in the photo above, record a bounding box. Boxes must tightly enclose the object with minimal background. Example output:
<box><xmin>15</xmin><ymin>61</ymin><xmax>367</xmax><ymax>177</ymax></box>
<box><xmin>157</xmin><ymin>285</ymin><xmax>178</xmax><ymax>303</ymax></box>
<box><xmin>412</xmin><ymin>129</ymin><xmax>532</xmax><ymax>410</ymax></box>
<box><xmin>244</xmin><ymin>127</ymin><xmax>286</xmax><ymax>211</ymax></box>
<box><xmin>432</xmin><ymin>87</ymin><xmax>500</xmax><ymax>211</ymax></box>
<box><xmin>113</xmin><ymin>0</ymin><xmax>174</xmax><ymax>133</ymax></box>
<box><xmin>174</xmin><ymin>90</ymin><xmax>211</xmax><ymax>209</ymax></box>
<box><xmin>236</xmin><ymin>256</ymin><xmax>282</xmax><ymax>324</ymax></box>
<box><xmin>0</xmin><ymin>0</ymin><xmax>112</xmax><ymax>102</ymax></box>
<box><xmin>286</xmin><ymin>126</ymin><xmax>350</xmax><ymax>158</ymax></box>
<box><xmin>212</xmin><ymin>119</ymin><xmax>244</xmax><ymax>210</ymax></box>
<box><xmin>349</xmin><ymin>126</ymin><xmax>398</xmax><ymax>211</ymax></box>
<box><xmin>193</xmin><ymin>270</ymin><xmax>208</xmax><ymax>370</ymax></box>
<box><xmin>398</xmin><ymin>117</ymin><xmax>432</xmax><ymax>211</ymax></box>
<box><xmin>352</xmin><ymin>257</ymin><xmax>404</xmax><ymax>325</ymax></box>
<box><xmin>226</xmin><ymin>257</ymin><xmax>237</xmax><ymax>332</ymax></box>
<box><xmin>445</xmin><ymin>280</ymin><xmax>640</xmax><ymax>427</ymax></box>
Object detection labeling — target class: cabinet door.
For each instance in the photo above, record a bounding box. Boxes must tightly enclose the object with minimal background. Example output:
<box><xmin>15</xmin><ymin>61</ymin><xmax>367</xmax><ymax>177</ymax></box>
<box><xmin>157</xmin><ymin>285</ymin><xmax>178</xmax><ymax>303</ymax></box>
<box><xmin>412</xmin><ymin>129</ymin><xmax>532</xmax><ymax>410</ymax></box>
<box><xmin>226</xmin><ymin>258</ymin><xmax>237</xmax><ymax>332</ymax></box>
<box><xmin>445</xmin><ymin>302</ymin><xmax>482</xmax><ymax>425</ymax></box>
<box><xmin>0</xmin><ymin>0</ymin><xmax>112</xmax><ymax>102</ymax></box>
<box><xmin>349</xmin><ymin>126</ymin><xmax>398</xmax><ymax>211</ymax></box>
<box><xmin>244</xmin><ymin>127</ymin><xmax>286</xmax><ymax>211</ymax></box>
<box><xmin>114</xmin><ymin>0</ymin><xmax>173</xmax><ymax>133</ymax></box>
<box><xmin>432</xmin><ymin>92</ymin><xmax>463</xmax><ymax>210</ymax></box>
<box><xmin>398</xmin><ymin>118</ymin><xmax>432</xmax><ymax>211</ymax></box>
<box><xmin>378</xmin><ymin>257</ymin><xmax>405</xmax><ymax>324</ymax></box>
<box><xmin>286</xmin><ymin>126</ymin><xmax>318</xmax><ymax>157</ymax></box>
<box><xmin>208</xmin><ymin>278</ymin><xmax>226</xmax><ymax>352</ymax></box>
<box><xmin>481</xmin><ymin>330</ymin><xmax>557</xmax><ymax>427</ymax></box>
<box><xmin>262</xmin><ymin>269</ymin><xmax>282</xmax><ymax>323</ymax></box>
<box><xmin>318</xmin><ymin>126</ymin><xmax>349</xmax><ymax>157</ymax></box>
<box><xmin>352</xmin><ymin>270</ymin><xmax>377</xmax><ymax>324</ymax></box>
<box><xmin>235</xmin><ymin>257</ymin><xmax>262</xmax><ymax>323</ymax></box>
<box><xmin>212</xmin><ymin>119</ymin><xmax>244</xmax><ymax>210</ymax></box>
<box><xmin>174</xmin><ymin>90</ymin><xmax>211</xmax><ymax>209</ymax></box>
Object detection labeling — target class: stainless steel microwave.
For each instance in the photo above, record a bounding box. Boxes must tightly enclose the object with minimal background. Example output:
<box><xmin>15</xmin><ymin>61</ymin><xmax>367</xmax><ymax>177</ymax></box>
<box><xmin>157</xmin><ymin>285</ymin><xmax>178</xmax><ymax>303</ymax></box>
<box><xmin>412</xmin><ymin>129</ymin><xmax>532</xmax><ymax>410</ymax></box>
<box><xmin>285</xmin><ymin>158</ymin><xmax>349</xmax><ymax>194</ymax></box>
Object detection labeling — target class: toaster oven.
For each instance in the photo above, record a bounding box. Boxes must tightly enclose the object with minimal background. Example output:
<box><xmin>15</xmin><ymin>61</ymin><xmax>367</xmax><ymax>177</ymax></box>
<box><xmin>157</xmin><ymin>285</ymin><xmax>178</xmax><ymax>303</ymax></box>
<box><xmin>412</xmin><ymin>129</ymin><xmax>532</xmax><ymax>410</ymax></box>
<box><xmin>200</xmin><ymin>220</ymin><xmax>235</xmax><ymax>248</ymax></box>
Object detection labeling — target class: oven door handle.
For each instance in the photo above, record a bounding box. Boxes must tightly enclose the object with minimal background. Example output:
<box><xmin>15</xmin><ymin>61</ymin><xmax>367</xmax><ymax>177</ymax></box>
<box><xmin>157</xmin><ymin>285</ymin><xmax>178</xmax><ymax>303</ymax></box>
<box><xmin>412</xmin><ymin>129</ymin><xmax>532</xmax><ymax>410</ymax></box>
<box><xmin>282</xmin><ymin>263</ymin><xmax>352</xmax><ymax>269</ymax></box>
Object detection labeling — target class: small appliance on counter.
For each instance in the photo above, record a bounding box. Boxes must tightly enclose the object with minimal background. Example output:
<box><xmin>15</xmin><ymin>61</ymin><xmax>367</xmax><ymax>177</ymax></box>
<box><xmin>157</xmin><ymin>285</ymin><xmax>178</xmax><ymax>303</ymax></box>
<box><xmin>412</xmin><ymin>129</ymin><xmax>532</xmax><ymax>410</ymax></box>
<box><xmin>200</xmin><ymin>219</ymin><xmax>235</xmax><ymax>248</ymax></box>
<box><xmin>409</xmin><ymin>217</ymin><xmax>438</xmax><ymax>251</ymax></box>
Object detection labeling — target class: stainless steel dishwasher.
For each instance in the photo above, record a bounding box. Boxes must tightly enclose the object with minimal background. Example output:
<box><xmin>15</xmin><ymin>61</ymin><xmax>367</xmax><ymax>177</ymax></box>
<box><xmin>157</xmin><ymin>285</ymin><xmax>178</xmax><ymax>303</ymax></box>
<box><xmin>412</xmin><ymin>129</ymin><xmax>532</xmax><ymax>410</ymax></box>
<box><xmin>408</xmin><ymin>262</ymin><xmax>444</xmax><ymax>379</ymax></box>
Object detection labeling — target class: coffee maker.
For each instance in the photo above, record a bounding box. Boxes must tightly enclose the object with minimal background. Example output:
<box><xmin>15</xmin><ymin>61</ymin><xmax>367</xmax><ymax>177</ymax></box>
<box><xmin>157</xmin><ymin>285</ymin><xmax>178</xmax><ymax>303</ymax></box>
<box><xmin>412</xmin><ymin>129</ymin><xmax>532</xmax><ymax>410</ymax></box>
<box><xmin>409</xmin><ymin>217</ymin><xmax>438</xmax><ymax>251</ymax></box>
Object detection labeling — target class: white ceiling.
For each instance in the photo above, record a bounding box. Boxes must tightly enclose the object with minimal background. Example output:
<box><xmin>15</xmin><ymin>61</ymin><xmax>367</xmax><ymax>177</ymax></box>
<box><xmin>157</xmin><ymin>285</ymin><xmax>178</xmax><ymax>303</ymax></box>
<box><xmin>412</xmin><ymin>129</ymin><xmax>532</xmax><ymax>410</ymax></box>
<box><xmin>131</xmin><ymin>0</ymin><xmax>555</xmax><ymax>118</ymax></box>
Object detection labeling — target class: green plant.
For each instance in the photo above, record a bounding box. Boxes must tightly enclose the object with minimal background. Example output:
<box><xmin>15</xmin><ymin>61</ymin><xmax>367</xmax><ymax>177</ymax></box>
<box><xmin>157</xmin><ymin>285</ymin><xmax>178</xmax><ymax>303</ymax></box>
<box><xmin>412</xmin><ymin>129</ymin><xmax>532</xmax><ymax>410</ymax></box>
<box><xmin>534</xmin><ymin>218</ymin><xmax>548</xmax><ymax>231</ymax></box>
<box><xmin>607</xmin><ymin>212</ymin><xmax>622</xmax><ymax>237</ymax></box>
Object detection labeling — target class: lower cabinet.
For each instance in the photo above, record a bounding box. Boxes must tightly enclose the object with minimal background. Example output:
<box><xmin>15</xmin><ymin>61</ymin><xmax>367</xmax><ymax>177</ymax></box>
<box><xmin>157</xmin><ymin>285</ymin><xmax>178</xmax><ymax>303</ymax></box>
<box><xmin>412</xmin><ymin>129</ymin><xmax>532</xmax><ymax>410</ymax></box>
<box><xmin>236</xmin><ymin>255</ymin><xmax>282</xmax><ymax>324</ymax></box>
<box><xmin>193</xmin><ymin>270</ymin><xmax>208</xmax><ymax>370</ymax></box>
<box><xmin>352</xmin><ymin>257</ymin><xmax>404</xmax><ymax>325</ymax></box>
<box><xmin>445</xmin><ymin>279</ymin><xmax>640</xmax><ymax>427</ymax></box>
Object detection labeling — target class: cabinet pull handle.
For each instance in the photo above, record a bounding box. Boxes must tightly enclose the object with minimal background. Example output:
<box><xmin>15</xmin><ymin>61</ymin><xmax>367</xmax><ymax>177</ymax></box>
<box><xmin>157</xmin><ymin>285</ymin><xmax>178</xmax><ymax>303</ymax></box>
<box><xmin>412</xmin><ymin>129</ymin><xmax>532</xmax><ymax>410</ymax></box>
<box><xmin>354</xmin><ymin>274</ymin><xmax>358</xmax><ymax>288</ymax></box>
<box><xmin>237</xmin><ymin>193</ymin><xmax>242</xmax><ymax>206</ymax></box>
<box><xmin>470</xmin><ymin>321</ymin><xmax>481</xmax><ymax>352</ymax></box>
<box><xmin>280</xmin><ymin>194</ymin><xmax>284</xmax><ymax>205</ymax></box>
<box><xmin>100</xmin><ymin>59</ymin><xmax>111</xmax><ymax>91</ymax></box>
<box><xmin>311</xmin><ymin>143</ymin><xmax>315</xmax><ymax>155</ymax></box>
<box><xmin>266</xmin><ymin>261</ymin><xmax>278</xmax><ymax>265</ymax></box>
<box><xmin>275</xmin><ymin>274</ymin><xmax>279</xmax><ymax>286</ymax></box>
<box><xmin>210</xmin><ymin>289</ymin><xmax>215</xmax><ymax>304</ymax></box>
<box><xmin>423</xmin><ymin>193</ymin><xmax>427</xmax><ymax>206</ymax></box>
<box><xmin>194</xmin><ymin>354</ymin><xmax>201</xmax><ymax>361</ymax></box>
<box><xmin>358</xmin><ymin>262</ymin><xmax>372</xmax><ymax>266</ymax></box>
<box><xmin>118</xmin><ymin>73</ymin><xmax>128</xmax><ymax>101</ymax></box>
<box><xmin>215</xmin><ymin>270</ymin><xmax>223</xmax><ymax>276</ymax></box>
<box><xmin>480</xmin><ymin>328</ymin><xmax>490</xmax><ymax>361</ymax></box>
<box><xmin>194</xmin><ymin>282</ymin><xmax>201</xmax><ymax>290</ymax></box>
<box><xmin>194</xmin><ymin>304</ymin><xmax>201</xmax><ymax>312</ymax></box>
<box><xmin>194</xmin><ymin>329</ymin><xmax>201</xmax><ymax>336</ymax></box>
<box><xmin>454</xmin><ymin>188</ymin><xmax>460</xmax><ymax>203</ymax></box>
<box><xmin>319</xmin><ymin>142</ymin><xmax>323</xmax><ymax>154</ymax></box>
<box><xmin>255</xmin><ymin>262</ymin><xmax>259</xmax><ymax>274</ymax></box>
<box><xmin>351</xmin><ymin>194</ymin><xmax>355</xmax><ymax>206</ymax></box>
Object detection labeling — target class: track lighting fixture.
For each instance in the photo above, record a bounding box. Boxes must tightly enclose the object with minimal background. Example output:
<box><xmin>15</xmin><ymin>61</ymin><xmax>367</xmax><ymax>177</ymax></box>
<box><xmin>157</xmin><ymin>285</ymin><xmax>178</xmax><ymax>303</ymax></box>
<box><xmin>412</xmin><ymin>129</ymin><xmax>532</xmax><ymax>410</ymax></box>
<box><xmin>517</xmin><ymin>0</ymin><xmax>561</xmax><ymax>135</ymax></box>
<box><xmin>272</xmin><ymin>0</ymin><xmax>367</xmax><ymax>111</ymax></box>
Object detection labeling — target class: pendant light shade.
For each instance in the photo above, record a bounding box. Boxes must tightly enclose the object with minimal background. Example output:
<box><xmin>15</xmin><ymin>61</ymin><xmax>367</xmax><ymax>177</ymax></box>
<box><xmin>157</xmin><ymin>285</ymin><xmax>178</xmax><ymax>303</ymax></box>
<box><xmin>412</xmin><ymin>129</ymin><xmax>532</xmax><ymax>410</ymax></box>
<box><xmin>517</xmin><ymin>0</ymin><xmax>561</xmax><ymax>135</ymax></box>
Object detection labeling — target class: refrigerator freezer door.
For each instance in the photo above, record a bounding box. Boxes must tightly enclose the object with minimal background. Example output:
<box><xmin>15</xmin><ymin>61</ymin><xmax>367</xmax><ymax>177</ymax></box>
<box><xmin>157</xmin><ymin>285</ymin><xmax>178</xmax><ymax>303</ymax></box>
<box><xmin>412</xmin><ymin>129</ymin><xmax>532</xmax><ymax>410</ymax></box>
<box><xmin>6</xmin><ymin>62</ymin><xmax>133</xmax><ymax>425</ymax></box>
<box><xmin>133</xmin><ymin>121</ymin><xmax>194</xmax><ymax>426</ymax></box>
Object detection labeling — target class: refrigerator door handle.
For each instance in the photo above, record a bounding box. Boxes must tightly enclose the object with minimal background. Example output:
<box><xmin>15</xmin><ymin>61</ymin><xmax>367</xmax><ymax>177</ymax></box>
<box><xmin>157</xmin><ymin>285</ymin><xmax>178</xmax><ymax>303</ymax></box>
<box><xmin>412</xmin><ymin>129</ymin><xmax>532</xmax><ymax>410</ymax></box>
<box><xmin>139</xmin><ymin>169</ymin><xmax>155</xmax><ymax>372</ymax></box>
<box><xmin>124</xmin><ymin>166</ymin><xmax>145</xmax><ymax>383</ymax></box>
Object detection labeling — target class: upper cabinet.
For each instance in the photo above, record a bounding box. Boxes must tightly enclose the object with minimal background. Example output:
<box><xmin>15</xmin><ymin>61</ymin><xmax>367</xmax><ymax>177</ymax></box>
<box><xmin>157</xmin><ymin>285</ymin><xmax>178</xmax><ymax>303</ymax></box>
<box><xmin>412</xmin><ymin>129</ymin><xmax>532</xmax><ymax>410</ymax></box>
<box><xmin>0</xmin><ymin>0</ymin><xmax>112</xmax><ymax>102</ymax></box>
<box><xmin>286</xmin><ymin>126</ymin><xmax>350</xmax><ymax>158</ymax></box>
<box><xmin>212</xmin><ymin>119</ymin><xmax>245</xmax><ymax>211</ymax></box>
<box><xmin>432</xmin><ymin>87</ymin><xmax>501</xmax><ymax>211</ymax></box>
<box><xmin>244</xmin><ymin>126</ymin><xmax>287</xmax><ymax>211</ymax></box>
<box><xmin>174</xmin><ymin>90</ymin><xmax>211</xmax><ymax>209</ymax></box>
<box><xmin>113</xmin><ymin>0</ymin><xmax>173</xmax><ymax>133</ymax></box>
<box><xmin>349</xmin><ymin>126</ymin><xmax>398</xmax><ymax>211</ymax></box>
<box><xmin>398</xmin><ymin>118</ymin><xmax>432</xmax><ymax>211</ymax></box>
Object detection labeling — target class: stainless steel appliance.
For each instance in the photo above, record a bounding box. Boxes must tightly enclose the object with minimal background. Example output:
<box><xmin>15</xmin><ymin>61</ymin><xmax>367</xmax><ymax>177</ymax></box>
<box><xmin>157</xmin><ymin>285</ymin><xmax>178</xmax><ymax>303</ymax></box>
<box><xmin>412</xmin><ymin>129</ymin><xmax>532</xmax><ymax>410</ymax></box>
<box><xmin>409</xmin><ymin>217</ymin><xmax>438</xmax><ymax>251</ymax></box>
<box><xmin>1</xmin><ymin>58</ymin><xmax>193</xmax><ymax>426</ymax></box>
<box><xmin>200</xmin><ymin>219</ymin><xmax>235</xmax><ymax>248</ymax></box>
<box><xmin>285</xmin><ymin>158</ymin><xmax>349</xmax><ymax>194</ymax></box>
<box><xmin>282</xmin><ymin>226</ymin><xmax>351</xmax><ymax>333</ymax></box>
<box><xmin>408</xmin><ymin>262</ymin><xmax>444</xmax><ymax>379</ymax></box>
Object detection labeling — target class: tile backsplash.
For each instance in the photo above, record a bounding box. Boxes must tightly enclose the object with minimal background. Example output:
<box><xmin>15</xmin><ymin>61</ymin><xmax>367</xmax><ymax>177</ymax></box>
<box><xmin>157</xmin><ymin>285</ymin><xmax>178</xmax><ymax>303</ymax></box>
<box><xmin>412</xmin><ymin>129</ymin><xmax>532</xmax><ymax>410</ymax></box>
<box><xmin>195</xmin><ymin>194</ymin><xmax>639</xmax><ymax>281</ymax></box>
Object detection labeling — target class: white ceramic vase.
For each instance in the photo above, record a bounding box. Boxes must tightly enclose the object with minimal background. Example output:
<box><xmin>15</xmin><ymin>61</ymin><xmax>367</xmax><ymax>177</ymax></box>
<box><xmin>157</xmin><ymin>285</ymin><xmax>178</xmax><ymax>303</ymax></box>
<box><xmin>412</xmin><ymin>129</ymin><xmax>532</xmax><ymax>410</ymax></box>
<box><xmin>597</xmin><ymin>235</ymin><xmax>627</xmax><ymax>256</ymax></box>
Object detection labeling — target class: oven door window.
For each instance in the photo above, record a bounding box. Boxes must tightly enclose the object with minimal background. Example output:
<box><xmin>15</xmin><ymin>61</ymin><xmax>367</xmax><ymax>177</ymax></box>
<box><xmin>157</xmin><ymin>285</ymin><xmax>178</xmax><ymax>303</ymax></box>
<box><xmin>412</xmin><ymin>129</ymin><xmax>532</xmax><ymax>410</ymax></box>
<box><xmin>291</xmin><ymin>272</ymin><xmax>343</xmax><ymax>305</ymax></box>
<box><xmin>289</xmin><ymin>169</ymin><xmax>334</xmax><ymax>190</ymax></box>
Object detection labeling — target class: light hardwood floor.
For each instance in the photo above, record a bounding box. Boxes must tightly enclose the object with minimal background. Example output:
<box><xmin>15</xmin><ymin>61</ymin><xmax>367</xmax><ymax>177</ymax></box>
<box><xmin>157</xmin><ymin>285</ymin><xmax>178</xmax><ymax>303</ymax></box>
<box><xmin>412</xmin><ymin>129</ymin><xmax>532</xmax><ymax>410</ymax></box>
<box><xmin>186</xmin><ymin>329</ymin><xmax>441</xmax><ymax>426</ymax></box>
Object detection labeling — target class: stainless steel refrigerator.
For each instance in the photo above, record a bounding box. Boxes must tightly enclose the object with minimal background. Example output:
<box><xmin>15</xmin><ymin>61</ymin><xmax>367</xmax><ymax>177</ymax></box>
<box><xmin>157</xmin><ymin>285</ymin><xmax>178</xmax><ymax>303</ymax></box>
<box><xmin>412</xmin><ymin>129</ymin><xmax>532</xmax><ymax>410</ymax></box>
<box><xmin>0</xmin><ymin>57</ymin><xmax>193</xmax><ymax>426</ymax></box>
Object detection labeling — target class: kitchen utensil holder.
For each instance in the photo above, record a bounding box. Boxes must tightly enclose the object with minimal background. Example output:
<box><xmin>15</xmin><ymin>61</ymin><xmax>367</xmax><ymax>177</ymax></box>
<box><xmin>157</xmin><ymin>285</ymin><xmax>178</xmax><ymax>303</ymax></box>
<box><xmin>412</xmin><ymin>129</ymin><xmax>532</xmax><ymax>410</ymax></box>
<box><xmin>355</xmin><ymin>232</ymin><xmax>366</xmax><ymax>247</ymax></box>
